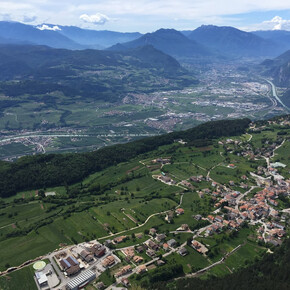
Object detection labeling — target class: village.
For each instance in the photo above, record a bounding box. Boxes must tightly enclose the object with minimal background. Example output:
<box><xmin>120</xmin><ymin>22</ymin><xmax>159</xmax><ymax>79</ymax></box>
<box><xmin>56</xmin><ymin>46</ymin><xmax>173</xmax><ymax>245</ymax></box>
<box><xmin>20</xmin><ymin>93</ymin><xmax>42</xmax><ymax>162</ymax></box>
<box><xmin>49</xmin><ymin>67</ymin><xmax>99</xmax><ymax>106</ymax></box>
<box><xmin>1</xmin><ymin>117</ymin><xmax>289</xmax><ymax>290</ymax></box>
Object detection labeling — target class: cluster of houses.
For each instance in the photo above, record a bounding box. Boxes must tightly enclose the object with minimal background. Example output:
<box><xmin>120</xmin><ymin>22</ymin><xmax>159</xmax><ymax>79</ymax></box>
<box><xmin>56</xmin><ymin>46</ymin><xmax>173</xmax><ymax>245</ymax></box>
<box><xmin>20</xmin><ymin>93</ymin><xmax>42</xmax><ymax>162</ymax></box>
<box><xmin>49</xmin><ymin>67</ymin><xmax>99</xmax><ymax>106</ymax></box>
<box><xmin>55</xmin><ymin>242</ymin><xmax>109</xmax><ymax>276</ymax></box>
<box><xmin>213</xmin><ymin>189</ymin><xmax>241</xmax><ymax>208</ymax></box>
<box><xmin>180</xmin><ymin>180</ymin><xmax>195</xmax><ymax>190</ymax></box>
<box><xmin>205</xmin><ymin>178</ymin><xmax>289</xmax><ymax>245</ymax></box>
<box><xmin>206</xmin><ymin>215</ymin><xmax>231</xmax><ymax>235</ymax></box>
<box><xmin>218</xmin><ymin>138</ymin><xmax>242</xmax><ymax>146</ymax></box>
<box><xmin>258</xmin><ymin>221</ymin><xmax>286</xmax><ymax>246</ymax></box>
<box><xmin>122</xmin><ymin>247</ymin><xmax>144</xmax><ymax>264</ymax></box>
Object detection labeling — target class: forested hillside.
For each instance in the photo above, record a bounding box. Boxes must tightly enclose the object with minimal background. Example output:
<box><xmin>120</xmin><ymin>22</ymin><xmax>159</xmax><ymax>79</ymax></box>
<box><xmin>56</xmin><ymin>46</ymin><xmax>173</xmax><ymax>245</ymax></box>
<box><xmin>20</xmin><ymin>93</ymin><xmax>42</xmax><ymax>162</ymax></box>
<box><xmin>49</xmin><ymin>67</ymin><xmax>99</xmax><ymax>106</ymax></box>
<box><xmin>0</xmin><ymin>44</ymin><xmax>193</xmax><ymax>102</ymax></box>
<box><xmin>0</xmin><ymin>118</ymin><xmax>250</xmax><ymax>197</ymax></box>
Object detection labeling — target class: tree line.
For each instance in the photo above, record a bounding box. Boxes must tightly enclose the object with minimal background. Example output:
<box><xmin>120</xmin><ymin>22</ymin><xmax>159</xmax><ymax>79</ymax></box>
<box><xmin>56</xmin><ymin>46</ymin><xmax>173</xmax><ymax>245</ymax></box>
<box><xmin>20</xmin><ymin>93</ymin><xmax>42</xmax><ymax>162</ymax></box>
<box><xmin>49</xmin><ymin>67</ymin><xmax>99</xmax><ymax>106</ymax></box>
<box><xmin>0</xmin><ymin>118</ymin><xmax>251</xmax><ymax>198</ymax></box>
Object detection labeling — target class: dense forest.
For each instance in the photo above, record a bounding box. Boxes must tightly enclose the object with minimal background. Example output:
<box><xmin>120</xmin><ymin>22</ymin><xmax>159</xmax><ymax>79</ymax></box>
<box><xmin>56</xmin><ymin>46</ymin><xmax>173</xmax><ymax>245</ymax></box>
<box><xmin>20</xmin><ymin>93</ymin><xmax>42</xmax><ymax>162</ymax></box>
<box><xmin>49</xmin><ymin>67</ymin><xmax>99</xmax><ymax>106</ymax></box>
<box><xmin>152</xmin><ymin>238</ymin><xmax>290</xmax><ymax>290</ymax></box>
<box><xmin>0</xmin><ymin>118</ymin><xmax>251</xmax><ymax>197</ymax></box>
<box><xmin>0</xmin><ymin>44</ymin><xmax>195</xmax><ymax>103</ymax></box>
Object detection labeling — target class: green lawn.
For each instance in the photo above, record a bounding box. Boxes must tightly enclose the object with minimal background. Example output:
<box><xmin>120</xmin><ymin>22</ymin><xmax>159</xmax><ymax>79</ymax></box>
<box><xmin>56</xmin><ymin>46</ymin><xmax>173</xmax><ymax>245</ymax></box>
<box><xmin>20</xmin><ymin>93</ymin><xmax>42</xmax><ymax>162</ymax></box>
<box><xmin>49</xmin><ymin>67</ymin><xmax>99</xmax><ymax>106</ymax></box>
<box><xmin>166</xmin><ymin>246</ymin><xmax>210</xmax><ymax>274</ymax></box>
<box><xmin>0</xmin><ymin>264</ymin><xmax>38</xmax><ymax>290</ymax></box>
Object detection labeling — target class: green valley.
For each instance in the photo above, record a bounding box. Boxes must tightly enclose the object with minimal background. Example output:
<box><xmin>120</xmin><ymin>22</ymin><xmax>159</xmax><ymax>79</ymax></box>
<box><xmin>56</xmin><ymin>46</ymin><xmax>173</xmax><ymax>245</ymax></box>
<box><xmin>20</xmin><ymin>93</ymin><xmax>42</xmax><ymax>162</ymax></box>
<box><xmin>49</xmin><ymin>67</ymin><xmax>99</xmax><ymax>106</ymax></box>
<box><xmin>0</xmin><ymin>116</ymin><xmax>289</xmax><ymax>289</ymax></box>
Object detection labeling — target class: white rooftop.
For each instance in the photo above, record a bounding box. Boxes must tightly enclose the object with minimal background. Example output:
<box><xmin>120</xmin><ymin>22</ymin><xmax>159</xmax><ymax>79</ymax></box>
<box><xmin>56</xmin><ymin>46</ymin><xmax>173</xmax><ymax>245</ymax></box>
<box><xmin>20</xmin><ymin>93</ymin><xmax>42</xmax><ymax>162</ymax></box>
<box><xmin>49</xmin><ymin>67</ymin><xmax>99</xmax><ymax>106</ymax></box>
<box><xmin>67</xmin><ymin>269</ymin><xmax>95</xmax><ymax>289</ymax></box>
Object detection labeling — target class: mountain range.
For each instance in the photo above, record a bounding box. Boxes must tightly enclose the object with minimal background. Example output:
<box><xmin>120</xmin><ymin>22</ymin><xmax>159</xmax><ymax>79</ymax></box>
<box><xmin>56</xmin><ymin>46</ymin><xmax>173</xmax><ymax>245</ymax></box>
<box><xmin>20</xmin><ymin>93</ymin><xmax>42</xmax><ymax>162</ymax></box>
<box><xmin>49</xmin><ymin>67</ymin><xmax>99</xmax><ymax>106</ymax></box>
<box><xmin>108</xmin><ymin>28</ymin><xmax>211</xmax><ymax>59</ymax></box>
<box><xmin>188</xmin><ymin>25</ymin><xmax>279</xmax><ymax>57</ymax></box>
<box><xmin>0</xmin><ymin>21</ymin><xmax>290</xmax><ymax>59</ymax></box>
<box><xmin>261</xmin><ymin>50</ymin><xmax>290</xmax><ymax>87</ymax></box>
<box><xmin>0</xmin><ymin>43</ymin><xmax>194</xmax><ymax>102</ymax></box>
<box><xmin>56</xmin><ymin>25</ymin><xmax>142</xmax><ymax>49</ymax></box>
<box><xmin>0</xmin><ymin>21</ymin><xmax>142</xmax><ymax>50</ymax></box>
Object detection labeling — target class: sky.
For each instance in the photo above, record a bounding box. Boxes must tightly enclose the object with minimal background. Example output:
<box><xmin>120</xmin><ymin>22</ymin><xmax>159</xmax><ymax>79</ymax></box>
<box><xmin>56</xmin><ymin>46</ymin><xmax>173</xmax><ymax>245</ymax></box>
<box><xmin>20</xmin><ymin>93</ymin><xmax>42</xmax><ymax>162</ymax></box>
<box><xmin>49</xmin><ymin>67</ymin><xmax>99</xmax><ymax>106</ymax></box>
<box><xmin>0</xmin><ymin>0</ymin><xmax>290</xmax><ymax>32</ymax></box>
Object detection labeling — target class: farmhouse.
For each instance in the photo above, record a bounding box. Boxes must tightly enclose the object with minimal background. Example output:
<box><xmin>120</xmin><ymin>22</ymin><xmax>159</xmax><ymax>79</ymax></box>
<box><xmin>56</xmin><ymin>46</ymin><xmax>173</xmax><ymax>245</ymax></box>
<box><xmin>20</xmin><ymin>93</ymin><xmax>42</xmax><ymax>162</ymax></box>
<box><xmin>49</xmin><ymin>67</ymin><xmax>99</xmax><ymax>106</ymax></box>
<box><xmin>156</xmin><ymin>233</ymin><xmax>167</xmax><ymax>242</ymax></box>
<box><xmin>178</xmin><ymin>247</ymin><xmax>188</xmax><ymax>256</ymax></box>
<box><xmin>175</xmin><ymin>208</ymin><xmax>184</xmax><ymax>215</ymax></box>
<box><xmin>167</xmin><ymin>239</ymin><xmax>177</xmax><ymax>247</ymax></box>
<box><xmin>114</xmin><ymin>236</ymin><xmax>127</xmax><ymax>244</ymax></box>
<box><xmin>147</xmin><ymin>240</ymin><xmax>159</xmax><ymax>251</ymax></box>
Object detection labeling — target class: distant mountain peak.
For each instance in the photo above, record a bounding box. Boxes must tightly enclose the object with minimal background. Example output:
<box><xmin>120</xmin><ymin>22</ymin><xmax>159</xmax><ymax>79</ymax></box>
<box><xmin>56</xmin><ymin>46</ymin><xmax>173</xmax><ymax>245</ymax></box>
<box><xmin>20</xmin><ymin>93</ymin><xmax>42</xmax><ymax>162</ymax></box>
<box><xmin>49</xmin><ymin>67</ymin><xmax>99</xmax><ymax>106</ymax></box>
<box><xmin>188</xmin><ymin>25</ymin><xmax>280</xmax><ymax>57</ymax></box>
<box><xmin>108</xmin><ymin>27</ymin><xmax>211</xmax><ymax>58</ymax></box>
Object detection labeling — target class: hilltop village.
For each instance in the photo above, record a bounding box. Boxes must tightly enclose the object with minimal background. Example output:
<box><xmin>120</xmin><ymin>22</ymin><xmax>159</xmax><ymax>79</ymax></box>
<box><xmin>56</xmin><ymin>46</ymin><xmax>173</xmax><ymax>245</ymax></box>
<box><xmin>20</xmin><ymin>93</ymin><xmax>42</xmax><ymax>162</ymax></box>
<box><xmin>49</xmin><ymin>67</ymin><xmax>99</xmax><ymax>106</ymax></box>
<box><xmin>0</xmin><ymin>116</ymin><xmax>289</xmax><ymax>290</ymax></box>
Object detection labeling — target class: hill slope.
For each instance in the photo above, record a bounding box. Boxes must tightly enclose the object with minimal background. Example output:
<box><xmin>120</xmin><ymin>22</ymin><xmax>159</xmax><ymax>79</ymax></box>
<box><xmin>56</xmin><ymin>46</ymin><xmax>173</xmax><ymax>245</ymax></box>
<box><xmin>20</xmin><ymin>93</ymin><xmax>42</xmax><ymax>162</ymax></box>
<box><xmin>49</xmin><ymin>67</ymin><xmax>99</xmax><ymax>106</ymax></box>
<box><xmin>0</xmin><ymin>44</ymin><xmax>193</xmax><ymax>101</ymax></box>
<box><xmin>261</xmin><ymin>50</ymin><xmax>290</xmax><ymax>107</ymax></box>
<box><xmin>253</xmin><ymin>30</ymin><xmax>290</xmax><ymax>52</ymax></box>
<box><xmin>261</xmin><ymin>50</ymin><xmax>290</xmax><ymax>87</ymax></box>
<box><xmin>0</xmin><ymin>118</ymin><xmax>251</xmax><ymax>197</ymax></box>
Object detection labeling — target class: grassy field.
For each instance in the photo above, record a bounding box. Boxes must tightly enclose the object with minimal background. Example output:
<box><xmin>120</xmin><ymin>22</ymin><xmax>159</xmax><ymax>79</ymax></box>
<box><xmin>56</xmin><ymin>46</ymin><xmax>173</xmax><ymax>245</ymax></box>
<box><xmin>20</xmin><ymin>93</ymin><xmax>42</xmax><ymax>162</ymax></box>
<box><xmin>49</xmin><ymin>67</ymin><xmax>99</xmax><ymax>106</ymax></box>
<box><xmin>0</xmin><ymin>264</ymin><xmax>37</xmax><ymax>290</ymax></box>
<box><xmin>165</xmin><ymin>245</ymin><xmax>210</xmax><ymax>273</ymax></box>
<box><xmin>0</xmin><ymin>123</ymin><xmax>287</xmax><ymax>276</ymax></box>
<box><xmin>0</xmin><ymin>143</ymin><xmax>34</xmax><ymax>158</ymax></box>
<box><xmin>197</xmin><ymin>227</ymin><xmax>259</xmax><ymax>263</ymax></box>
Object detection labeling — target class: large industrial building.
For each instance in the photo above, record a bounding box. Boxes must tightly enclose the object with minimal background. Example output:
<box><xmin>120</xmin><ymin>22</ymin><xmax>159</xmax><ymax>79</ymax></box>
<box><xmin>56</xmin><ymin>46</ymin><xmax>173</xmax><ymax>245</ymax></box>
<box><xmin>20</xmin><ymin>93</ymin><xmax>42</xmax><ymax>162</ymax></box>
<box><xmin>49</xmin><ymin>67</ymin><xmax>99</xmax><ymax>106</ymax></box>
<box><xmin>66</xmin><ymin>270</ymin><xmax>96</xmax><ymax>290</ymax></box>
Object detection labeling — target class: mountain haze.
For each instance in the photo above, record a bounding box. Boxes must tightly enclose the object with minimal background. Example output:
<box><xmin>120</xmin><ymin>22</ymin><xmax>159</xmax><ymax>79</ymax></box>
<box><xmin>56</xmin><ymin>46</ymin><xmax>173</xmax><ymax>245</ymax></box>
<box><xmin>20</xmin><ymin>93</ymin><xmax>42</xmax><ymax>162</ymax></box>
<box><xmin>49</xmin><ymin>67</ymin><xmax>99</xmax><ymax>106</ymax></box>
<box><xmin>108</xmin><ymin>28</ymin><xmax>212</xmax><ymax>58</ymax></box>
<box><xmin>57</xmin><ymin>25</ymin><xmax>142</xmax><ymax>49</ymax></box>
<box><xmin>0</xmin><ymin>21</ymin><xmax>82</xmax><ymax>49</ymax></box>
<box><xmin>261</xmin><ymin>50</ymin><xmax>290</xmax><ymax>107</ymax></box>
<box><xmin>189</xmin><ymin>25</ymin><xmax>279</xmax><ymax>57</ymax></box>
<box><xmin>253</xmin><ymin>30</ymin><xmax>290</xmax><ymax>52</ymax></box>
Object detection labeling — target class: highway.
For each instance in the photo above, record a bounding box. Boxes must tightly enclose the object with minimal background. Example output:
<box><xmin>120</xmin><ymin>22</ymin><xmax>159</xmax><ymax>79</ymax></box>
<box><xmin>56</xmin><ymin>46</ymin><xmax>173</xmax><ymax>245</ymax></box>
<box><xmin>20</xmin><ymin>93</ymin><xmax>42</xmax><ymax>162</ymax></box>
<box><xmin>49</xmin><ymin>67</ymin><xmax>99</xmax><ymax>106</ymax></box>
<box><xmin>0</xmin><ymin>133</ymin><xmax>158</xmax><ymax>143</ymax></box>
<box><xmin>266</xmin><ymin>79</ymin><xmax>289</xmax><ymax>111</ymax></box>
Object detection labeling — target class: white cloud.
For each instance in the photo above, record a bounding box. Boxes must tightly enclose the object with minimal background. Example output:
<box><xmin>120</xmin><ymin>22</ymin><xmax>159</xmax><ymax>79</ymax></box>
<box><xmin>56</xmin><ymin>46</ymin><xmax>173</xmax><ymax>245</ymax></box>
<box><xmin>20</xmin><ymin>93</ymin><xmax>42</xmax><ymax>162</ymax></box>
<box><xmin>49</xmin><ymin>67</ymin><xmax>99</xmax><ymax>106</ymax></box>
<box><xmin>36</xmin><ymin>24</ymin><xmax>61</xmax><ymax>31</ymax></box>
<box><xmin>79</xmin><ymin>13</ymin><xmax>109</xmax><ymax>25</ymax></box>
<box><xmin>242</xmin><ymin>16</ymin><xmax>290</xmax><ymax>31</ymax></box>
<box><xmin>0</xmin><ymin>1</ymin><xmax>290</xmax><ymax>32</ymax></box>
<box><xmin>265</xmin><ymin>16</ymin><xmax>290</xmax><ymax>30</ymax></box>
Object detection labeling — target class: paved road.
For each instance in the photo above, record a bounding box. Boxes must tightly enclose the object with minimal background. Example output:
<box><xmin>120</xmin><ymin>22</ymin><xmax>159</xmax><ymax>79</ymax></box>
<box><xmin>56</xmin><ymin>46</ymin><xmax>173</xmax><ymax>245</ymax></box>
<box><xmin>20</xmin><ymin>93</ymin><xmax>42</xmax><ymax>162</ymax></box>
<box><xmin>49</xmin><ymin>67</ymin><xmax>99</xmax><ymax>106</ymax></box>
<box><xmin>99</xmin><ymin>192</ymin><xmax>184</xmax><ymax>241</ymax></box>
<box><xmin>0</xmin><ymin>133</ymin><xmax>157</xmax><ymax>143</ymax></box>
<box><xmin>235</xmin><ymin>186</ymin><xmax>258</xmax><ymax>210</ymax></box>
<box><xmin>175</xmin><ymin>244</ymin><xmax>243</xmax><ymax>280</ymax></box>
<box><xmin>266</xmin><ymin>79</ymin><xmax>289</xmax><ymax>111</ymax></box>
<box><xmin>282</xmin><ymin>208</ymin><xmax>290</xmax><ymax>214</ymax></box>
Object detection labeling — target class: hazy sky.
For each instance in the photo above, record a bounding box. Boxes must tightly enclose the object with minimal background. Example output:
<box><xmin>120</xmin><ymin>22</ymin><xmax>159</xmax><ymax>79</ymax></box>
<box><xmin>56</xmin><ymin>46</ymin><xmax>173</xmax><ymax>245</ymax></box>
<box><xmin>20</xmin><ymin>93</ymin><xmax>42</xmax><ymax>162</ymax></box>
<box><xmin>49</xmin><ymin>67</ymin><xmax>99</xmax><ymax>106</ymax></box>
<box><xmin>1</xmin><ymin>0</ymin><xmax>290</xmax><ymax>32</ymax></box>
